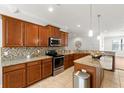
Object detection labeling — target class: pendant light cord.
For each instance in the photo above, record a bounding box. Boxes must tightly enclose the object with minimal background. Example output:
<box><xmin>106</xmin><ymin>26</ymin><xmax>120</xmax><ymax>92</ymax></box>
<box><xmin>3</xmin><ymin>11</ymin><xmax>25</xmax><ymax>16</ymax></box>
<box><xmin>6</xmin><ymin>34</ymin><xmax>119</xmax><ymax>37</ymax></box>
<box><xmin>98</xmin><ymin>15</ymin><xmax>101</xmax><ymax>35</ymax></box>
<box><xmin>90</xmin><ymin>4</ymin><xmax>92</xmax><ymax>30</ymax></box>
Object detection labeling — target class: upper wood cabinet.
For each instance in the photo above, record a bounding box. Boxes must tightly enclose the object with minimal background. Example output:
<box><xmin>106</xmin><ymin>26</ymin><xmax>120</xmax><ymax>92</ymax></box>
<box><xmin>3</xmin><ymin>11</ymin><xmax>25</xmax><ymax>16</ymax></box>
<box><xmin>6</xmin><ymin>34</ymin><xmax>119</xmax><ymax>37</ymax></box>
<box><xmin>61</xmin><ymin>31</ymin><xmax>68</xmax><ymax>46</ymax></box>
<box><xmin>60</xmin><ymin>31</ymin><xmax>65</xmax><ymax>46</ymax></box>
<box><xmin>2</xmin><ymin>16</ymin><xmax>68</xmax><ymax>47</ymax></box>
<box><xmin>2</xmin><ymin>16</ymin><xmax>24</xmax><ymax>47</ymax></box>
<box><xmin>64</xmin><ymin>32</ymin><xmax>68</xmax><ymax>46</ymax></box>
<box><xmin>24</xmin><ymin>22</ymin><xmax>39</xmax><ymax>46</ymax></box>
<box><xmin>46</xmin><ymin>25</ymin><xmax>60</xmax><ymax>38</ymax></box>
<box><xmin>39</xmin><ymin>26</ymin><xmax>49</xmax><ymax>47</ymax></box>
<box><xmin>54</xmin><ymin>27</ymin><xmax>61</xmax><ymax>38</ymax></box>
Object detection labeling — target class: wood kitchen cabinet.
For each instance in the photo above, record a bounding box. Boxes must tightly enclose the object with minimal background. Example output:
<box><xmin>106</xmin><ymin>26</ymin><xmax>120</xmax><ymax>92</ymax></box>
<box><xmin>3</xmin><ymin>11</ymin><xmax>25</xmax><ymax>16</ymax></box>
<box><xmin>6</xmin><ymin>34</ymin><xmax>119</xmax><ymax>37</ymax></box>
<box><xmin>74</xmin><ymin>63</ymin><xmax>104</xmax><ymax>88</ymax></box>
<box><xmin>3</xmin><ymin>64</ymin><xmax>26</xmax><ymax>88</ymax></box>
<box><xmin>64</xmin><ymin>32</ymin><xmax>68</xmax><ymax>46</ymax></box>
<box><xmin>24</xmin><ymin>22</ymin><xmax>39</xmax><ymax>46</ymax></box>
<box><xmin>64</xmin><ymin>55</ymin><xmax>69</xmax><ymax>69</ymax></box>
<box><xmin>2</xmin><ymin>16</ymin><xmax>24</xmax><ymax>47</ymax></box>
<box><xmin>68</xmin><ymin>54</ymin><xmax>74</xmax><ymax>67</ymax></box>
<box><xmin>41</xmin><ymin>58</ymin><xmax>52</xmax><ymax>78</ymax></box>
<box><xmin>64</xmin><ymin>54</ymin><xmax>74</xmax><ymax>70</ymax></box>
<box><xmin>60</xmin><ymin>31</ymin><xmax>65</xmax><ymax>46</ymax></box>
<box><xmin>74</xmin><ymin>53</ymin><xmax>90</xmax><ymax>60</ymax></box>
<box><xmin>39</xmin><ymin>26</ymin><xmax>49</xmax><ymax>47</ymax></box>
<box><xmin>46</xmin><ymin>25</ymin><xmax>60</xmax><ymax>38</ymax></box>
<box><xmin>26</xmin><ymin>60</ymin><xmax>41</xmax><ymax>86</ymax></box>
<box><xmin>54</xmin><ymin>27</ymin><xmax>61</xmax><ymax>38</ymax></box>
<box><xmin>61</xmin><ymin>31</ymin><xmax>68</xmax><ymax>46</ymax></box>
<box><xmin>2</xmin><ymin>16</ymin><xmax>69</xmax><ymax>47</ymax></box>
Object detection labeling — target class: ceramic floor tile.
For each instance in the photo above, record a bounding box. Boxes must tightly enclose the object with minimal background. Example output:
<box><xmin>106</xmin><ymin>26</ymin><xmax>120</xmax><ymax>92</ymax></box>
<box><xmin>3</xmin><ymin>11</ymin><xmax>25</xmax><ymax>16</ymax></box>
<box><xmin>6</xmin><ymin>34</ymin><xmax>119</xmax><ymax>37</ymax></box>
<box><xmin>28</xmin><ymin>66</ymin><xmax>124</xmax><ymax>88</ymax></box>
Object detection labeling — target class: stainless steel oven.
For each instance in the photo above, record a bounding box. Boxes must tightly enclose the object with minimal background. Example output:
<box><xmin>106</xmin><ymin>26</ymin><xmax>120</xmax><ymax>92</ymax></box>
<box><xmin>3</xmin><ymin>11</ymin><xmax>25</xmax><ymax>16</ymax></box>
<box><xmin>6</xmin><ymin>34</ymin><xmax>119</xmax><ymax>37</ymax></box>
<box><xmin>49</xmin><ymin>37</ymin><xmax>61</xmax><ymax>47</ymax></box>
<box><xmin>53</xmin><ymin>56</ymin><xmax>64</xmax><ymax>76</ymax></box>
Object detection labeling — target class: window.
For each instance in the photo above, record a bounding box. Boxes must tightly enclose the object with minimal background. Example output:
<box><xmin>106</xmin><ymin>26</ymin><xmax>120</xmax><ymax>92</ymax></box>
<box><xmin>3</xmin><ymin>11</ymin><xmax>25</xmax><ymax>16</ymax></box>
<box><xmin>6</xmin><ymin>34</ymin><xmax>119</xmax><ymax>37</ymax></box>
<box><xmin>122</xmin><ymin>38</ymin><xmax>124</xmax><ymax>50</ymax></box>
<box><xmin>112</xmin><ymin>38</ymin><xmax>124</xmax><ymax>51</ymax></box>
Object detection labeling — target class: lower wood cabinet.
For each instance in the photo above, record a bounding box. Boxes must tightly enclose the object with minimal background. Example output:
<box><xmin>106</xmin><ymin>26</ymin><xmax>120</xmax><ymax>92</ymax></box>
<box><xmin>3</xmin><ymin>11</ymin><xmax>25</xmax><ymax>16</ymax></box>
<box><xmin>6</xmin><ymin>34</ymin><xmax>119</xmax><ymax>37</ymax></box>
<box><xmin>3</xmin><ymin>58</ymin><xmax>52</xmax><ymax>88</ymax></box>
<box><xmin>26</xmin><ymin>60</ymin><xmax>41</xmax><ymax>86</ymax></box>
<box><xmin>3</xmin><ymin>64</ymin><xmax>26</xmax><ymax>88</ymax></box>
<box><xmin>64</xmin><ymin>54</ymin><xmax>74</xmax><ymax>70</ymax></box>
<box><xmin>64</xmin><ymin>55</ymin><xmax>69</xmax><ymax>69</ymax></box>
<box><xmin>42</xmin><ymin>58</ymin><xmax>52</xmax><ymax>78</ymax></box>
<box><xmin>68</xmin><ymin>54</ymin><xmax>74</xmax><ymax>67</ymax></box>
<box><xmin>74</xmin><ymin>63</ymin><xmax>104</xmax><ymax>88</ymax></box>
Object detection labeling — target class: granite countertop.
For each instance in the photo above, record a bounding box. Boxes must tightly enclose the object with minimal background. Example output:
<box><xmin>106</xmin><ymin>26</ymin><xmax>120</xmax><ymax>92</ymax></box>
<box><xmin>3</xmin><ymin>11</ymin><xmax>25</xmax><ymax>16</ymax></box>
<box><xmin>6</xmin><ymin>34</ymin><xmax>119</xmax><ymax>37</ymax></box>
<box><xmin>74</xmin><ymin>55</ymin><xmax>102</xmax><ymax>68</ymax></box>
<box><xmin>1</xmin><ymin>56</ymin><xmax>52</xmax><ymax>67</ymax></box>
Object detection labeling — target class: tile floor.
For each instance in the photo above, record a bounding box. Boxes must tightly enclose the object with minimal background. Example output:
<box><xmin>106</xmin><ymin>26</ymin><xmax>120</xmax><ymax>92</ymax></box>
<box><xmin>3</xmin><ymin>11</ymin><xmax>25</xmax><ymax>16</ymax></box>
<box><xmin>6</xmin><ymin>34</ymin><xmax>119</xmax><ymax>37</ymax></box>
<box><xmin>115</xmin><ymin>57</ymin><xmax>124</xmax><ymax>70</ymax></box>
<box><xmin>28</xmin><ymin>66</ymin><xmax>124</xmax><ymax>88</ymax></box>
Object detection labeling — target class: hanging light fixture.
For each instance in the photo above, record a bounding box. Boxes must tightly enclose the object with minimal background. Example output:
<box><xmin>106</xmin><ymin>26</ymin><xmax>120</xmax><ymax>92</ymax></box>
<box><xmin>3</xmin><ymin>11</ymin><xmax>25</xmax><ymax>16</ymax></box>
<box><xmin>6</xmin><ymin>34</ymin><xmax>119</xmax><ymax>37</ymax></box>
<box><xmin>88</xmin><ymin>4</ymin><xmax>93</xmax><ymax>37</ymax></box>
<box><xmin>97</xmin><ymin>14</ymin><xmax>101</xmax><ymax>40</ymax></box>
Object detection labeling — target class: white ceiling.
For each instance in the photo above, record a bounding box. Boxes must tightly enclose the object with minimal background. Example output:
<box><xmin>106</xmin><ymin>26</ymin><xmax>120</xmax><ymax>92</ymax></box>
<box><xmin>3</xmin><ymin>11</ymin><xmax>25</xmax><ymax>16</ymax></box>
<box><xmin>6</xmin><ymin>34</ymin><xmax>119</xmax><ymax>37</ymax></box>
<box><xmin>1</xmin><ymin>4</ymin><xmax>124</xmax><ymax>36</ymax></box>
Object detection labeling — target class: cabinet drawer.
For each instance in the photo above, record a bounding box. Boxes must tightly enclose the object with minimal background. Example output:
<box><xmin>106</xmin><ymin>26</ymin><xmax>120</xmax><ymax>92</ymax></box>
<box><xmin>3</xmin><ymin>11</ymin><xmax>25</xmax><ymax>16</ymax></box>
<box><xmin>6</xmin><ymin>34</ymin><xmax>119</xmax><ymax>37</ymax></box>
<box><xmin>42</xmin><ymin>58</ymin><xmax>52</xmax><ymax>63</ymax></box>
<box><xmin>3</xmin><ymin>64</ymin><xmax>26</xmax><ymax>73</ymax></box>
<box><xmin>27</xmin><ymin>60</ymin><xmax>41</xmax><ymax>66</ymax></box>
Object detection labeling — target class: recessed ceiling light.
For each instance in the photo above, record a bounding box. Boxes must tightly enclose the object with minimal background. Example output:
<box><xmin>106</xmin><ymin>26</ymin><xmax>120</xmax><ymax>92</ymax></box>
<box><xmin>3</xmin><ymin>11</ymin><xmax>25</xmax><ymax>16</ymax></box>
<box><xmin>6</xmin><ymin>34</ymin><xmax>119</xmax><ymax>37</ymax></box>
<box><xmin>77</xmin><ymin>25</ymin><xmax>81</xmax><ymax>27</ymax></box>
<box><xmin>48</xmin><ymin>7</ymin><xmax>54</xmax><ymax>12</ymax></box>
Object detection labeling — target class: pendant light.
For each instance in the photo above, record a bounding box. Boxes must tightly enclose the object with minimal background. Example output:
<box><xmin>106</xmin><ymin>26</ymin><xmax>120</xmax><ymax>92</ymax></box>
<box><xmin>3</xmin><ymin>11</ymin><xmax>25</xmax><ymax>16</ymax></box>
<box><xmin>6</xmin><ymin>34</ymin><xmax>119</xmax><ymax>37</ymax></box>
<box><xmin>88</xmin><ymin>4</ymin><xmax>93</xmax><ymax>37</ymax></box>
<box><xmin>97</xmin><ymin>14</ymin><xmax>101</xmax><ymax>40</ymax></box>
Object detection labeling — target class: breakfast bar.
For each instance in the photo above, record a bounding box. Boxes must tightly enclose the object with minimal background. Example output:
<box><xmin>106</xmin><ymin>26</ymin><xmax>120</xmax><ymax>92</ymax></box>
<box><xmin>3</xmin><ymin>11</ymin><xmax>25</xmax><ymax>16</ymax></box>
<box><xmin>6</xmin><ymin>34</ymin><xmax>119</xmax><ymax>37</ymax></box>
<box><xmin>74</xmin><ymin>55</ymin><xmax>104</xmax><ymax>88</ymax></box>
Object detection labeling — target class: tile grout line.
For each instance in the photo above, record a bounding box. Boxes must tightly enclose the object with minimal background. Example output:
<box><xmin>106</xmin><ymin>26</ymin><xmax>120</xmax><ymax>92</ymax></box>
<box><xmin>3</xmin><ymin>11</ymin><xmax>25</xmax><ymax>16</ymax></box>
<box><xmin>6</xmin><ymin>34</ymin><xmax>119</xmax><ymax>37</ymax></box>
<box><xmin>118</xmin><ymin>70</ymin><xmax>121</xmax><ymax>88</ymax></box>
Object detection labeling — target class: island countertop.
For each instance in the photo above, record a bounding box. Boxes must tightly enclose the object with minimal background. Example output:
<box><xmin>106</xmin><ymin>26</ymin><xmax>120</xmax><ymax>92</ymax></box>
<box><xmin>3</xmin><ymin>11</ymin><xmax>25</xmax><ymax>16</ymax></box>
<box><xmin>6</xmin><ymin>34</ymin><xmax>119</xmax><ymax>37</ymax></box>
<box><xmin>74</xmin><ymin>55</ymin><xmax>104</xmax><ymax>88</ymax></box>
<box><xmin>74</xmin><ymin>55</ymin><xmax>102</xmax><ymax>68</ymax></box>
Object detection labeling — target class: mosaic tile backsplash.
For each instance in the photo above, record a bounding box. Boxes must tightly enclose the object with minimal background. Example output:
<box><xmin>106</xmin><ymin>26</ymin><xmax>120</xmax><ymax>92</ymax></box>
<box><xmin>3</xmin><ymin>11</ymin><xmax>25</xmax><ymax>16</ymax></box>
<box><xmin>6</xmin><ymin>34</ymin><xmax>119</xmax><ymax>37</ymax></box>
<box><xmin>1</xmin><ymin>47</ymin><xmax>64</xmax><ymax>61</ymax></box>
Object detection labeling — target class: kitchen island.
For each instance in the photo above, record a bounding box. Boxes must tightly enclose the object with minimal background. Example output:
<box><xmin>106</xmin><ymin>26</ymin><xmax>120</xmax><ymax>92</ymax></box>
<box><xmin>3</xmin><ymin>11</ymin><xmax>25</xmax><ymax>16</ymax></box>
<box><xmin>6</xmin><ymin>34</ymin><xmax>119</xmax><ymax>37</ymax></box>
<box><xmin>74</xmin><ymin>55</ymin><xmax>104</xmax><ymax>88</ymax></box>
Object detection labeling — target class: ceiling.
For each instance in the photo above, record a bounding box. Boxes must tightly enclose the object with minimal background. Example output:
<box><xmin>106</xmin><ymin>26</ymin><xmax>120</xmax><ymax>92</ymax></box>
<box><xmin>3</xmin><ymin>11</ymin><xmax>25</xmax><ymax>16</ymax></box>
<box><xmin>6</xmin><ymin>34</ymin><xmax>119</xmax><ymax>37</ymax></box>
<box><xmin>1</xmin><ymin>4</ymin><xmax>124</xmax><ymax>36</ymax></box>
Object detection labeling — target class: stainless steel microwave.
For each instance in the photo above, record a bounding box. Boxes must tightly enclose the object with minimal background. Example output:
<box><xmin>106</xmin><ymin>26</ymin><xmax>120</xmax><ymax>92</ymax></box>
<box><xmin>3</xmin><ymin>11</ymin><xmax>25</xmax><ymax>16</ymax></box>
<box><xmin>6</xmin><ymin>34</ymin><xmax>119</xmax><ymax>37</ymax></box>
<box><xmin>49</xmin><ymin>37</ymin><xmax>61</xmax><ymax>47</ymax></box>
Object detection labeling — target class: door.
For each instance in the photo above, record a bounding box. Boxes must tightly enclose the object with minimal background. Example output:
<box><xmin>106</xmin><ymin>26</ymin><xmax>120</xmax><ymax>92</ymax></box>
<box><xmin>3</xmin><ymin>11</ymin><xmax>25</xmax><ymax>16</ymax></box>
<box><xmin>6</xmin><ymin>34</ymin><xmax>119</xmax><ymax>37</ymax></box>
<box><xmin>53</xmin><ymin>57</ymin><xmax>64</xmax><ymax>70</ymax></box>
<box><xmin>42</xmin><ymin>58</ymin><xmax>52</xmax><ymax>78</ymax></box>
<box><xmin>39</xmin><ymin>26</ymin><xmax>49</xmax><ymax>46</ymax></box>
<box><xmin>3</xmin><ymin>69</ymin><xmax>26</xmax><ymax>88</ymax></box>
<box><xmin>54</xmin><ymin>27</ymin><xmax>60</xmax><ymax>38</ymax></box>
<box><xmin>64</xmin><ymin>32</ymin><xmax>68</xmax><ymax>46</ymax></box>
<box><xmin>68</xmin><ymin>54</ymin><xmax>74</xmax><ymax>67</ymax></box>
<box><xmin>64</xmin><ymin>55</ymin><xmax>69</xmax><ymax>69</ymax></box>
<box><xmin>47</xmin><ymin>25</ymin><xmax>55</xmax><ymax>38</ymax></box>
<box><xmin>61</xmin><ymin>31</ymin><xmax>65</xmax><ymax>46</ymax></box>
<box><xmin>27</xmin><ymin>61</ymin><xmax>41</xmax><ymax>85</ymax></box>
<box><xmin>24</xmin><ymin>22</ymin><xmax>39</xmax><ymax>46</ymax></box>
<box><xmin>2</xmin><ymin>16</ymin><xmax>24</xmax><ymax>47</ymax></box>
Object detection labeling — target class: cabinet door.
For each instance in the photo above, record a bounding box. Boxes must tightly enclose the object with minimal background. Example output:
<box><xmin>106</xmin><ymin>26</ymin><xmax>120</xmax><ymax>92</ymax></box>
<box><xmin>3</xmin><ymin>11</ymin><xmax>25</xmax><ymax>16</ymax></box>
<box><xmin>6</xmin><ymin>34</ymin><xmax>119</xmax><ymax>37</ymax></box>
<box><xmin>39</xmin><ymin>26</ymin><xmax>49</xmax><ymax>47</ymax></box>
<box><xmin>24</xmin><ymin>23</ymin><xmax>39</xmax><ymax>46</ymax></box>
<box><xmin>47</xmin><ymin>25</ymin><xmax>55</xmax><ymax>38</ymax></box>
<box><xmin>64</xmin><ymin>55</ymin><xmax>69</xmax><ymax>69</ymax></box>
<box><xmin>61</xmin><ymin>31</ymin><xmax>65</xmax><ymax>46</ymax></box>
<box><xmin>42</xmin><ymin>59</ymin><xmax>52</xmax><ymax>78</ymax></box>
<box><xmin>3</xmin><ymin>69</ymin><xmax>26</xmax><ymax>88</ymax></box>
<box><xmin>64</xmin><ymin>32</ymin><xmax>68</xmax><ymax>46</ymax></box>
<box><xmin>27</xmin><ymin>61</ymin><xmax>41</xmax><ymax>85</ymax></box>
<box><xmin>2</xmin><ymin>16</ymin><xmax>24</xmax><ymax>47</ymax></box>
<box><xmin>54</xmin><ymin>27</ymin><xmax>60</xmax><ymax>38</ymax></box>
<box><xmin>68</xmin><ymin>54</ymin><xmax>74</xmax><ymax>67</ymax></box>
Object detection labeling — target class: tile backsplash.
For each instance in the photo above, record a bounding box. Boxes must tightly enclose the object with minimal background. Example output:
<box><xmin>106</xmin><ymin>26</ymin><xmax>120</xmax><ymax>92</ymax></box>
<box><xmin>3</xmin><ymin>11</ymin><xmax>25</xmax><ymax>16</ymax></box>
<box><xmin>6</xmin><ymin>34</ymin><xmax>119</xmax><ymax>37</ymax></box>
<box><xmin>1</xmin><ymin>47</ymin><xmax>64</xmax><ymax>61</ymax></box>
